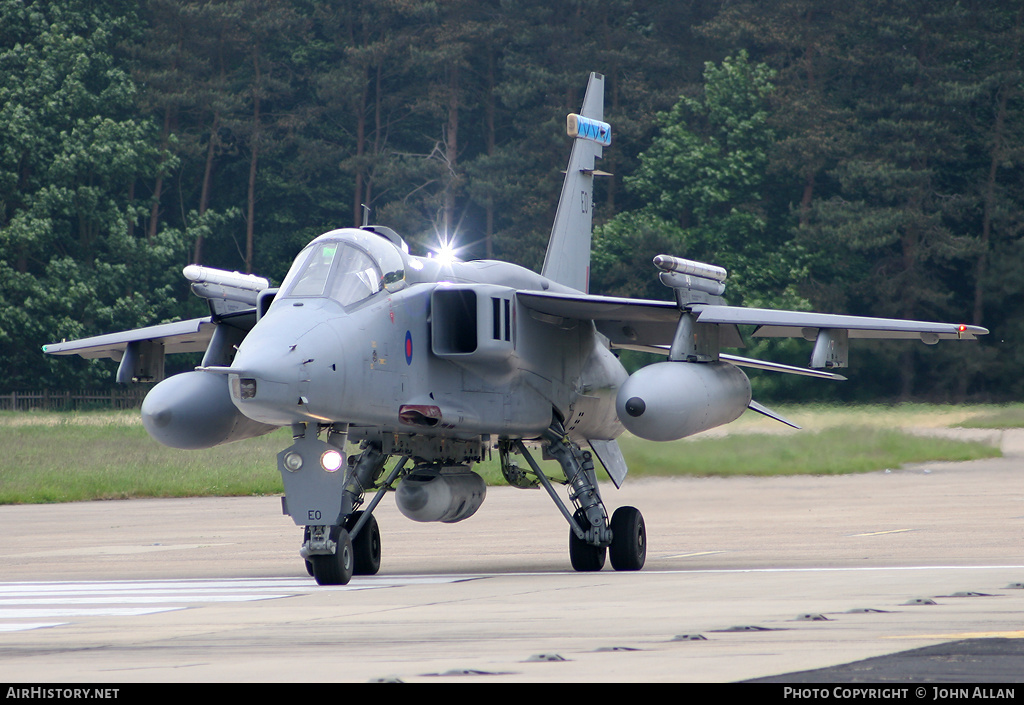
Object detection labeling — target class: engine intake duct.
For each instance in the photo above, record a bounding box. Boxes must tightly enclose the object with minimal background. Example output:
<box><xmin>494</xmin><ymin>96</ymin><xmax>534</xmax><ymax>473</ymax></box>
<box><xmin>431</xmin><ymin>285</ymin><xmax>515</xmax><ymax>363</ymax></box>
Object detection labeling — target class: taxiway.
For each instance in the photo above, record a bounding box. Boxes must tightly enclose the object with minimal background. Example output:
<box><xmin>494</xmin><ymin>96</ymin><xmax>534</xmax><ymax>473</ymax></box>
<box><xmin>1</xmin><ymin>431</ymin><xmax>1022</xmax><ymax>682</ymax></box>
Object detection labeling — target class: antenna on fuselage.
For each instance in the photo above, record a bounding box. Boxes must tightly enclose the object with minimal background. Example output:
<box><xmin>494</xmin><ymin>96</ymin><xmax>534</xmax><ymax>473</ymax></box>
<box><xmin>361</xmin><ymin>203</ymin><xmax>371</xmax><ymax>227</ymax></box>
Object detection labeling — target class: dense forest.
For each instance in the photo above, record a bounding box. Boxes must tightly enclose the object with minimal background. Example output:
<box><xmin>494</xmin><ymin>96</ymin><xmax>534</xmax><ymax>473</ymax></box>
<box><xmin>1</xmin><ymin>0</ymin><xmax>1022</xmax><ymax>402</ymax></box>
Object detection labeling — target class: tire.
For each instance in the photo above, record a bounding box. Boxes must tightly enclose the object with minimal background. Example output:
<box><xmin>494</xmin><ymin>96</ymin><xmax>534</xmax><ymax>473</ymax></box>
<box><xmin>310</xmin><ymin>526</ymin><xmax>354</xmax><ymax>586</ymax></box>
<box><xmin>568</xmin><ymin>509</ymin><xmax>606</xmax><ymax>572</ymax></box>
<box><xmin>302</xmin><ymin>526</ymin><xmax>314</xmax><ymax>576</ymax></box>
<box><xmin>346</xmin><ymin>511</ymin><xmax>382</xmax><ymax>576</ymax></box>
<box><xmin>609</xmin><ymin>506</ymin><xmax>646</xmax><ymax>571</ymax></box>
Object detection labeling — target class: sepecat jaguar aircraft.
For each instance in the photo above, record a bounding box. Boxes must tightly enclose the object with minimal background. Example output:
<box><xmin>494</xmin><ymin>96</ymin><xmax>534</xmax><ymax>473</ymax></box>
<box><xmin>45</xmin><ymin>73</ymin><xmax>987</xmax><ymax>585</ymax></box>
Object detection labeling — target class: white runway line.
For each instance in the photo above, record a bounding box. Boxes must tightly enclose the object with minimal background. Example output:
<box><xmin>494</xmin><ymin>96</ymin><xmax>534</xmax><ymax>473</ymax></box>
<box><xmin>0</xmin><ymin>575</ymin><xmax>473</xmax><ymax>633</ymax></box>
<box><xmin>0</xmin><ymin>577</ymin><xmax>293</xmax><ymax>633</ymax></box>
<box><xmin>0</xmin><ymin>622</ymin><xmax>67</xmax><ymax>633</ymax></box>
<box><xmin>0</xmin><ymin>607</ymin><xmax>184</xmax><ymax>619</ymax></box>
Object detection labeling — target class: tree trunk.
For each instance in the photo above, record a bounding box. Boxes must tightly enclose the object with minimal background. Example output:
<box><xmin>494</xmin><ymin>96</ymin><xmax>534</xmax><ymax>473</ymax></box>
<box><xmin>444</xmin><ymin>64</ymin><xmax>460</xmax><ymax>236</ymax></box>
<box><xmin>193</xmin><ymin>112</ymin><xmax>220</xmax><ymax>264</ymax></box>
<box><xmin>147</xmin><ymin>107</ymin><xmax>172</xmax><ymax>243</ymax></box>
<box><xmin>484</xmin><ymin>52</ymin><xmax>496</xmax><ymax>258</ymax></box>
<box><xmin>246</xmin><ymin>45</ymin><xmax>262</xmax><ymax>274</ymax></box>
<box><xmin>353</xmin><ymin>66</ymin><xmax>367</xmax><ymax>227</ymax></box>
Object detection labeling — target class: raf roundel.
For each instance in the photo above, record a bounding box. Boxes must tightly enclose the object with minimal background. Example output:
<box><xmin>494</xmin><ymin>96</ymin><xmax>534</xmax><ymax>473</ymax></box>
<box><xmin>405</xmin><ymin>330</ymin><xmax>413</xmax><ymax>365</ymax></box>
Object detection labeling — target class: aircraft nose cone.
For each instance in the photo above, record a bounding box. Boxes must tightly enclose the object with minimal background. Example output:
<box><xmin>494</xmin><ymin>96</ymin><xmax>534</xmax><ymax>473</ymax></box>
<box><xmin>229</xmin><ymin>305</ymin><xmax>345</xmax><ymax>424</ymax></box>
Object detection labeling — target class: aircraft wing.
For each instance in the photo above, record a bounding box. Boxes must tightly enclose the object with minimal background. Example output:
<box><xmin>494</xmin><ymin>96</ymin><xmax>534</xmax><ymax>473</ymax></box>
<box><xmin>517</xmin><ymin>291</ymin><xmax>678</xmax><ymax>322</ymax></box>
<box><xmin>516</xmin><ymin>291</ymin><xmax>718</xmax><ymax>347</ymax></box>
<box><xmin>42</xmin><ymin>317</ymin><xmax>215</xmax><ymax>360</ymax></box>
<box><xmin>43</xmin><ymin>265</ymin><xmax>271</xmax><ymax>382</ymax></box>
<box><xmin>517</xmin><ymin>290</ymin><xmax>986</xmax><ymax>373</ymax></box>
<box><xmin>517</xmin><ymin>291</ymin><xmax>986</xmax><ymax>342</ymax></box>
<box><xmin>689</xmin><ymin>304</ymin><xmax>987</xmax><ymax>341</ymax></box>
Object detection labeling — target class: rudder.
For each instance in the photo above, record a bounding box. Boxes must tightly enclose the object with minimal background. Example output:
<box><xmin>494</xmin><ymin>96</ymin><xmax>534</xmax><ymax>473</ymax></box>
<box><xmin>541</xmin><ymin>72</ymin><xmax>609</xmax><ymax>293</ymax></box>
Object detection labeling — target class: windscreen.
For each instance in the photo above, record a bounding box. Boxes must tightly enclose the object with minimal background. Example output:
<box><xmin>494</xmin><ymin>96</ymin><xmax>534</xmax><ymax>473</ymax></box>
<box><xmin>327</xmin><ymin>245</ymin><xmax>381</xmax><ymax>305</ymax></box>
<box><xmin>278</xmin><ymin>231</ymin><xmax>405</xmax><ymax>306</ymax></box>
<box><xmin>282</xmin><ymin>242</ymin><xmax>338</xmax><ymax>297</ymax></box>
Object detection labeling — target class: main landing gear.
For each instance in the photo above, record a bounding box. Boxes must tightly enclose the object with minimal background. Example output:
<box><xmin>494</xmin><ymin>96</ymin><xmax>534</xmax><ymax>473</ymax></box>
<box><xmin>509</xmin><ymin>423</ymin><xmax>647</xmax><ymax>573</ymax></box>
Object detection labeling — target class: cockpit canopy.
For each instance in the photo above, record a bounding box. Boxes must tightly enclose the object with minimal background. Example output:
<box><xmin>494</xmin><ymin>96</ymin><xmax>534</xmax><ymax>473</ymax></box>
<box><xmin>278</xmin><ymin>229</ymin><xmax>406</xmax><ymax>306</ymax></box>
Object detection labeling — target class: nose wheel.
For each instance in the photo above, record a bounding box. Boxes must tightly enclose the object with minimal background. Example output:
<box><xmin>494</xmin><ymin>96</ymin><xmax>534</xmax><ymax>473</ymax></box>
<box><xmin>346</xmin><ymin>510</ymin><xmax>381</xmax><ymax>575</ymax></box>
<box><xmin>302</xmin><ymin>513</ymin><xmax>381</xmax><ymax>583</ymax></box>
<box><xmin>305</xmin><ymin>525</ymin><xmax>354</xmax><ymax>586</ymax></box>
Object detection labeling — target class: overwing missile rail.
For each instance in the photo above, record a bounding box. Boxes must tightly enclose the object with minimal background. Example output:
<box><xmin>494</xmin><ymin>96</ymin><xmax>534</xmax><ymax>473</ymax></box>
<box><xmin>651</xmin><ymin>254</ymin><xmax>730</xmax><ymax>362</ymax></box>
<box><xmin>654</xmin><ymin>254</ymin><xmax>728</xmax><ymax>307</ymax></box>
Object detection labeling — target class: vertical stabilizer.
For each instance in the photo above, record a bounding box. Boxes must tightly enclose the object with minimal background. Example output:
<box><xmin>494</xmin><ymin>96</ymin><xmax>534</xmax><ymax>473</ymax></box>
<box><xmin>541</xmin><ymin>72</ymin><xmax>608</xmax><ymax>293</ymax></box>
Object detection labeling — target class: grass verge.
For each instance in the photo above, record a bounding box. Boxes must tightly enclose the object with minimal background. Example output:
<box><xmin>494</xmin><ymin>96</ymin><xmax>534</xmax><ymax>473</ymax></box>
<box><xmin>951</xmin><ymin>404</ymin><xmax>1024</xmax><ymax>429</ymax></box>
<box><xmin>0</xmin><ymin>419</ymin><xmax>291</xmax><ymax>504</ymax></box>
<box><xmin>0</xmin><ymin>405</ymin><xmax>1006</xmax><ymax>504</ymax></box>
<box><xmin>614</xmin><ymin>426</ymin><xmax>999</xmax><ymax>478</ymax></box>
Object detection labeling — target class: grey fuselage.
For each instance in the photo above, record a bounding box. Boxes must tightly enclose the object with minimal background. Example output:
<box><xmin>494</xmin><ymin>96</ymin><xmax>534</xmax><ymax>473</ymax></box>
<box><xmin>227</xmin><ymin>228</ymin><xmax>626</xmax><ymax>456</ymax></box>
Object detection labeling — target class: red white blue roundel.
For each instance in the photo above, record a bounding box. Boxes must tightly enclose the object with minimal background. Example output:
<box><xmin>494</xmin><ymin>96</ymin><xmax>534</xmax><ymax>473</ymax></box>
<box><xmin>405</xmin><ymin>330</ymin><xmax>413</xmax><ymax>365</ymax></box>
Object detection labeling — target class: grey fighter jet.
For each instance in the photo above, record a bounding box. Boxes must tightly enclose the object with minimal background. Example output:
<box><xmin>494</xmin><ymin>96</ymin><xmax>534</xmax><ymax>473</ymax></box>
<box><xmin>45</xmin><ymin>73</ymin><xmax>987</xmax><ymax>585</ymax></box>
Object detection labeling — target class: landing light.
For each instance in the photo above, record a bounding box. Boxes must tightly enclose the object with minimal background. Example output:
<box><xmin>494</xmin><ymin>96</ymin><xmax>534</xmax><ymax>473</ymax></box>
<box><xmin>320</xmin><ymin>449</ymin><xmax>344</xmax><ymax>473</ymax></box>
<box><xmin>283</xmin><ymin>452</ymin><xmax>303</xmax><ymax>472</ymax></box>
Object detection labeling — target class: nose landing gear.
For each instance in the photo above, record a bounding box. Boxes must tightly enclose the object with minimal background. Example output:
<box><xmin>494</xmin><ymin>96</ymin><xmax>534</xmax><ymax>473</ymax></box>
<box><xmin>303</xmin><ymin>524</ymin><xmax>354</xmax><ymax>585</ymax></box>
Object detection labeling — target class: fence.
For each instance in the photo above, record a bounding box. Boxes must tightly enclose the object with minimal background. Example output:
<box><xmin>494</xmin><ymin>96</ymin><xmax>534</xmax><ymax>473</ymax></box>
<box><xmin>0</xmin><ymin>389</ymin><xmax>147</xmax><ymax>411</ymax></box>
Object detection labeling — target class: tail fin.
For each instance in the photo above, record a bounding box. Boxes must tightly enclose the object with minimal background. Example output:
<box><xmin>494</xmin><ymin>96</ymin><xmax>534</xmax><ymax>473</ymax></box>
<box><xmin>541</xmin><ymin>72</ymin><xmax>609</xmax><ymax>293</ymax></box>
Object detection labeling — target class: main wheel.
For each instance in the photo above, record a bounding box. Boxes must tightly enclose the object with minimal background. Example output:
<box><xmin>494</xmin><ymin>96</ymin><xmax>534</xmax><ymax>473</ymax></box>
<box><xmin>609</xmin><ymin>506</ymin><xmax>646</xmax><ymax>571</ymax></box>
<box><xmin>568</xmin><ymin>509</ymin><xmax>606</xmax><ymax>571</ymax></box>
<box><xmin>345</xmin><ymin>511</ymin><xmax>381</xmax><ymax>576</ymax></box>
<box><xmin>309</xmin><ymin>526</ymin><xmax>354</xmax><ymax>586</ymax></box>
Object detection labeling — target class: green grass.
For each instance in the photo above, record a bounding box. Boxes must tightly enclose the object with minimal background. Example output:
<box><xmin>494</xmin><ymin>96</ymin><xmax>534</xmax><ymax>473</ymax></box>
<box><xmin>615</xmin><ymin>426</ymin><xmax>999</xmax><ymax>477</ymax></box>
<box><xmin>0</xmin><ymin>412</ymin><xmax>291</xmax><ymax>504</ymax></box>
<box><xmin>0</xmin><ymin>405</ymin><xmax>1007</xmax><ymax>504</ymax></box>
<box><xmin>951</xmin><ymin>403</ymin><xmax>1024</xmax><ymax>429</ymax></box>
<box><xmin>723</xmin><ymin>402</ymin><xmax>1007</xmax><ymax>432</ymax></box>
